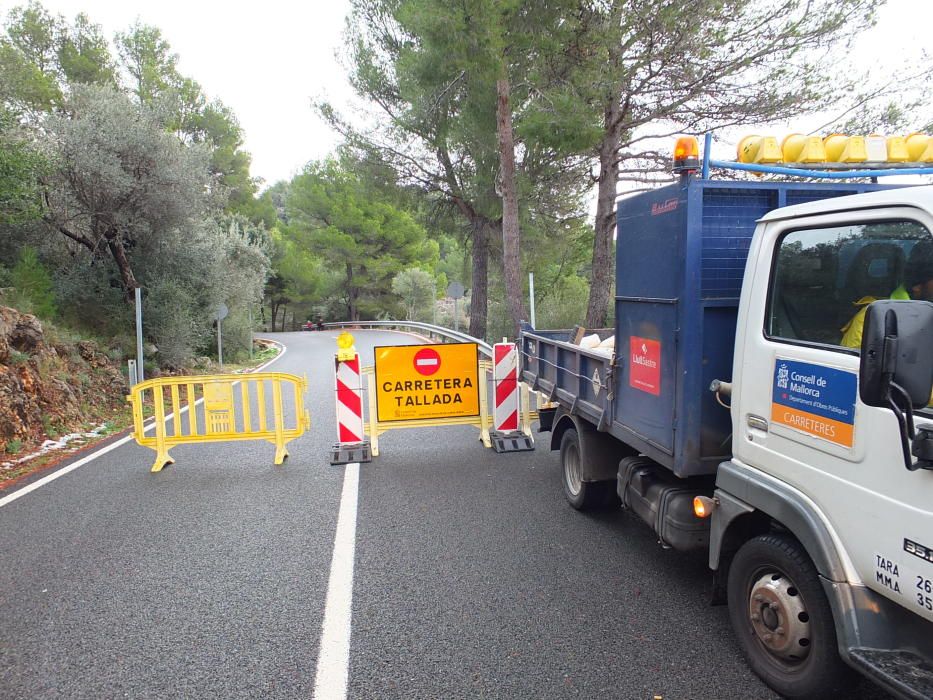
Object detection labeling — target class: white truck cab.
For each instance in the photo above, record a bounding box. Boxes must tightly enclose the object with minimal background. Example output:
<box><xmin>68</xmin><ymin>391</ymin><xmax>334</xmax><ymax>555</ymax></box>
<box><xmin>718</xmin><ymin>186</ymin><xmax>933</xmax><ymax>698</ymax></box>
<box><xmin>521</xmin><ymin>157</ymin><xmax>933</xmax><ymax>699</ymax></box>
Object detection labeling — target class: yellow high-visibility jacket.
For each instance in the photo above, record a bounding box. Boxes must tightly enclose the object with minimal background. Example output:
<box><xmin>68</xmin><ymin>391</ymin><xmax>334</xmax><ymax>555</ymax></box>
<box><xmin>840</xmin><ymin>285</ymin><xmax>910</xmax><ymax>349</ymax></box>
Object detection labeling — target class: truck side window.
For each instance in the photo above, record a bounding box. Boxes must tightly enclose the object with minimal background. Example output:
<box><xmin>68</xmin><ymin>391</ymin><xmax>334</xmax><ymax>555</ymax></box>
<box><xmin>767</xmin><ymin>220</ymin><xmax>933</xmax><ymax>350</ymax></box>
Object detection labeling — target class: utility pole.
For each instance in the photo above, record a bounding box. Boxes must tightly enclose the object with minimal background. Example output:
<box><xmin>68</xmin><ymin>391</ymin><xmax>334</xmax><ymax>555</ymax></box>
<box><xmin>214</xmin><ymin>303</ymin><xmax>228</xmax><ymax>371</ymax></box>
<box><xmin>135</xmin><ymin>287</ymin><xmax>144</xmax><ymax>382</ymax></box>
<box><xmin>248</xmin><ymin>306</ymin><xmax>253</xmax><ymax>361</ymax></box>
<box><xmin>529</xmin><ymin>272</ymin><xmax>536</xmax><ymax>329</ymax></box>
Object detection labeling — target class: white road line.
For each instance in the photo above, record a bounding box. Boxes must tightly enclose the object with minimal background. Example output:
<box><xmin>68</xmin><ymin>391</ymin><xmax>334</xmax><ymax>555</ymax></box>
<box><xmin>0</xmin><ymin>434</ymin><xmax>136</xmax><ymax>508</ymax></box>
<box><xmin>0</xmin><ymin>339</ymin><xmax>288</xmax><ymax>508</ymax></box>
<box><xmin>313</xmin><ymin>462</ymin><xmax>360</xmax><ymax>700</ymax></box>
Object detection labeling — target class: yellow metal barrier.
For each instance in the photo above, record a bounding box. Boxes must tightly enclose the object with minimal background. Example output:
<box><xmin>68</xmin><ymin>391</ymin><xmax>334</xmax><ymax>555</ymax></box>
<box><xmin>127</xmin><ymin>373</ymin><xmax>310</xmax><ymax>472</ymax></box>
<box><xmin>362</xmin><ymin>360</ymin><xmax>538</xmax><ymax>456</ymax></box>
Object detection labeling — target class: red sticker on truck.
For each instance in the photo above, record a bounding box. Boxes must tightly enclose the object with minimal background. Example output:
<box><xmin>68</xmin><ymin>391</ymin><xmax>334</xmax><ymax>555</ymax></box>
<box><xmin>630</xmin><ymin>337</ymin><xmax>661</xmax><ymax>395</ymax></box>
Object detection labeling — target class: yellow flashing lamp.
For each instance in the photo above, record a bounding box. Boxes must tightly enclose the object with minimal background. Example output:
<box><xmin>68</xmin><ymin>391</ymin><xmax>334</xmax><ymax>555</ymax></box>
<box><xmin>781</xmin><ymin>134</ymin><xmax>826</xmax><ymax>163</ymax></box>
<box><xmin>672</xmin><ymin>136</ymin><xmax>700</xmax><ymax>173</ymax></box>
<box><xmin>905</xmin><ymin>133</ymin><xmax>933</xmax><ymax>162</ymax></box>
<box><xmin>733</xmin><ymin>131</ymin><xmax>933</xmax><ymax>167</ymax></box>
<box><xmin>336</xmin><ymin>331</ymin><xmax>357</xmax><ymax>362</ymax></box>
<box><xmin>738</xmin><ymin>135</ymin><xmax>782</xmax><ymax>164</ymax></box>
<box><xmin>823</xmin><ymin>134</ymin><xmax>867</xmax><ymax>163</ymax></box>
<box><xmin>886</xmin><ymin>136</ymin><xmax>909</xmax><ymax>162</ymax></box>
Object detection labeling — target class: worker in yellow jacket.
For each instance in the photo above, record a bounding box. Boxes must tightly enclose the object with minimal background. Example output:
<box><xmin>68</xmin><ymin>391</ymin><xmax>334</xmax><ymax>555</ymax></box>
<box><xmin>841</xmin><ymin>240</ymin><xmax>933</xmax><ymax>349</ymax></box>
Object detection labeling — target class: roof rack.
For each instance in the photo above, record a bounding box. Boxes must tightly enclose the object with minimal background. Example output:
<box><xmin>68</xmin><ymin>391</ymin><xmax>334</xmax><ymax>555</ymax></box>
<box><xmin>699</xmin><ymin>132</ymin><xmax>933</xmax><ymax>180</ymax></box>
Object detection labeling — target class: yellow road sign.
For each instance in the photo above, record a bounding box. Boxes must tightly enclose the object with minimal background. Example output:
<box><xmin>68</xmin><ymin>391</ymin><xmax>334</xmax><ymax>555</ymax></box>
<box><xmin>375</xmin><ymin>343</ymin><xmax>479</xmax><ymax>422</ymax></box>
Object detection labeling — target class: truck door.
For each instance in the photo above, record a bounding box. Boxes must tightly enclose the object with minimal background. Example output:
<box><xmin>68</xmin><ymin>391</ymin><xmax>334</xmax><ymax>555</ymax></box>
<box><xmin>733</xmin><ymin>206</ymin><xmax>933</xmax><ymax>622</ymax></box>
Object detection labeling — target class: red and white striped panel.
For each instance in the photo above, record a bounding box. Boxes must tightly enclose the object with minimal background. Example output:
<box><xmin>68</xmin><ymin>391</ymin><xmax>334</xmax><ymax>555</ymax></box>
<box><xmin>493</xmin><ymin>342</ymin><xmax>519</xmax><ymax>432</ymax></box>
<box><xmin>335</xmin><ymin>354</ymin><xmax>364</xmax><ymax>443</ymax></box>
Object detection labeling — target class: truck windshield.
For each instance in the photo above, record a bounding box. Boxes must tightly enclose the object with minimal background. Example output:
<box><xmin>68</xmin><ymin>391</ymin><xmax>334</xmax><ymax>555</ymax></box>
<box><xmin>767</xmin><ymin>219</ymin><xmax>933</xmax><ymax>354</ymax></box>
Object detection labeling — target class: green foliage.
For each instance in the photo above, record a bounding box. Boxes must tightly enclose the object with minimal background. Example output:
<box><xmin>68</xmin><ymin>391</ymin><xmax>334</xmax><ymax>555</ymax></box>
<box><xmin>137</xmin><ymin>215</ymin><xmax>270</xmax><ymax>367</ymax></box>
<box><xmin>0</xmin><ymin>1</ymin><xmax>276</xmax><ymax>368</ymax></box>
<box><xmin>0</xmin><ymin>5</ymin><xmax>268</xmax><ymax>221</ymax></box>
<box><xmin>337</xmin><ymin>0</ymin><xmax>597</xmax><ymax>337</ymax></box>
<box><xmin>0</xmin><ymin>108</ymin><xmax>45</xmax><ymax>223</ymax></box>
<box><xmin>536</xmin><ymin>273</ymin><xmax>590</xmax><ymax>330</ymax></box>
<box><xmin>286</xmin><ymin>157</ymin><xmax>435</xmax><ymax>320</ymax></box>
<box><xmin>142</xmin><ymin>278</ymin><xmax>204</xmax><ymax>368</ymax></box>
<box><xmin>114</xmin><ymin>22</ymin><xmax>261</xmax><ymax>221</ymax></box>
<box><xmin>41</xmin><ymin>414</ymin><xmax>59</xmax><ymax>439</ymax></box>
<box><xmin>115</xmin><ymin>22</ymin><xmax>180</xmax><ymax>105</ymax></box>
<box><xmin>57</xmin><ymin>13</ymin><xmax>118</xmax><ymax>87</ymax></box>
<box><xmin>0</xmin><ymin>39</ymin><xmax>61</xmax><ymax>116</ymax></box>
<box><xmin>9</xmin><ymin>349</ymin><xmax>30</xmax><ymax>365</ymax></box>
<box><xmin>263</xmin><ymin>223</ymin><xmax>330</xmax><ymax>330</ymax></box>
<box><xmin>0</xmin><ymin>1</ymin><xmax>63</xmax><ymax>116</ymax></box>
<box><xmin>0</xmin><ymin>3</ymin><xmax>116</xmax><ymax>119</ymax></box>
<box><xmin>392</xmin><ymin>267</ymin><xmax>435</xmax><ymax>320</ymax></box>
<box><xmin>5</xmin><ymin>438</ymin><xmax>23</xmax><ymax>454</ymax></box>
<box><xmin>43</xmin><ymin>84</ymin><xmax>214</xmax><ymax>295</ymax></box>
<box><xmin>11</xmin><ymin>246</ymin><xmax>56</xmax><ymax>318</ymax></box>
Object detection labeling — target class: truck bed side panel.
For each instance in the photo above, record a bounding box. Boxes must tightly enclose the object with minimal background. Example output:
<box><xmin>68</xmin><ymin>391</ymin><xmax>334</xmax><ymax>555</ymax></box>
<box><xmin>522</xmin><ymin>179</ymin><xmax>899</xmax><ymax>477</ymax></box>
<box><xmin>520</xmin><ymin>331</ymin><xmax>613</xmax><ymax>431</ymax></box>
<box><xmin>614</xmin><ymin>181</ymin><xmax>888</xmax><ymax>477</ymax></box>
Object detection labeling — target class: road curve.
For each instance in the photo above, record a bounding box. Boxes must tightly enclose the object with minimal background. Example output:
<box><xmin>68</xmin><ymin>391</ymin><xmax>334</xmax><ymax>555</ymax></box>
<box><xmin>0</xmin><ymin>330</ymin><xmax>889</xmax><ymax>699</ymax></box>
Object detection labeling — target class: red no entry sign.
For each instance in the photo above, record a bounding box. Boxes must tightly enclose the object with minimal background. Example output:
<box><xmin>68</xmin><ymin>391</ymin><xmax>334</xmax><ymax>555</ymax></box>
<box><xmin>413</xmin><ymin>347</ymin><xmax>441</xmax><ymax>376</ymax></box>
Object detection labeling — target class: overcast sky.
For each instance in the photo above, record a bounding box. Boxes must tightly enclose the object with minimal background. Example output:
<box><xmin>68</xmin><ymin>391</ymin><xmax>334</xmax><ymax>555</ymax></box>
<box><xmin>12</xmin><ymin>0</ymin><xmax>933</xmax><ymax>188</ymax></box>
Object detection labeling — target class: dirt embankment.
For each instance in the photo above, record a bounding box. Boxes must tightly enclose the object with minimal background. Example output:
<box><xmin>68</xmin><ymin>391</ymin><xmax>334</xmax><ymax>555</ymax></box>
<box><xmin>0</xmin><ymin>306</ymin><xmax>128</xmax><ymax>457</ymax></box>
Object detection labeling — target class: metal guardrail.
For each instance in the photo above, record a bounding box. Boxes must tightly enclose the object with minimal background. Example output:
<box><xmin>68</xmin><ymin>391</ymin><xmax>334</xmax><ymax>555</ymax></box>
<box><xmin>323</xmin><ymin>320</ymin><xmax>493</xmax><ymax>358</ymax></box>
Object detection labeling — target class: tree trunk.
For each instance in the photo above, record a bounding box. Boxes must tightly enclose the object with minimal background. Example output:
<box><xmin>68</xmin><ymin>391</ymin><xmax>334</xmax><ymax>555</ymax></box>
<box><xmin>346</xmin><ymin>263</ymin><xmax>358</xmax><ymax>321</ymax></box>
<box><xmin>280</xmin><ymin>304</ymin><xmax>288</xmax><ymax>332</ymax></box>
<box><xmin>107</xmin><ymin>236</ymin><xmax>139</xmax><ymax>301</ymax></box>
<box><xmin>496</xmin><ymin>76</ymin><xmax>526</xmax><ymax>338</ymax></box>
<box><xmin>585</xmin><ymin>121</ymin><xmax>620</xmax><ymax>328</ymax></box>
<box><xmin>585</xmin><ymin>4</ymin><xmax>625</xmax><ymax>329</ymax></box>
<box><xmin>469</xmin><ymin>218</ymin><xmax>490</xmax><ymax>340</ymax></box>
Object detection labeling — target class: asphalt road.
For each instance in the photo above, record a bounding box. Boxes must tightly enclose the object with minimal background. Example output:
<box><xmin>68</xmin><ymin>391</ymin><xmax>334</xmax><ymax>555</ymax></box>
<box><xmin>0</xmin><ymin>330</ymin><xmax>889</xmax><ymax>699</ymax></box>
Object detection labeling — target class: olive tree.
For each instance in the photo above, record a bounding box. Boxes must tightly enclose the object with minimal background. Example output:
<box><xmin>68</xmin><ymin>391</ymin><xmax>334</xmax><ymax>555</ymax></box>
<box><xmin>41</xmin><ymin>83</ymin><xmax>214</xmax><ymax>299</ymax></box>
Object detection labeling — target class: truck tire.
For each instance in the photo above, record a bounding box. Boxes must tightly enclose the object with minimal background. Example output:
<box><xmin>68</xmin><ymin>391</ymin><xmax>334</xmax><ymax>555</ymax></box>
<box><xmin>727</xmin><ymin>533</ymin><xmax>851</xmax><ymax>699</ymax></box>
<box><xmin>559</xmin><ymin>428</ymin><xmax>615</xmax><ymax>510</ymax></box>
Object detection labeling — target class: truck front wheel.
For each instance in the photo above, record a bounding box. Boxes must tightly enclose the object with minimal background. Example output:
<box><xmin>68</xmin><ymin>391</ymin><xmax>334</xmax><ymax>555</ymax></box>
<box><xmin>727</xmin><ymin>534</ymin><xmax>850</xmax><ymax>699</ymax></box>
<box><xmin>559</xmin><ymin>428</ymin><xmax>615</xmax><ymax>510</ymax></box>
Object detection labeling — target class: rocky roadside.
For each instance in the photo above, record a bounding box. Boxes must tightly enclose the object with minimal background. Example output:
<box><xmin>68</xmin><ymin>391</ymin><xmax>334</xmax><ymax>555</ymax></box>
<box><xmin>0</xmin><ymin>306</ymin><xmax>282</xmax><ymax>490</ymax></box>
<box><xmin>1</xmin><ymin>306</ymin><xmax>129</xmax><ymax>484</ymax></box>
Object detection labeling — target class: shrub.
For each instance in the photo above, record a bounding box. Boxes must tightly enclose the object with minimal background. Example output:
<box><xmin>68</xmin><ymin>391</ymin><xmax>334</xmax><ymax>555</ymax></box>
<box><xmin>11</xmin><ymin>247</ymin><xmax>57</xmax><ymax>319</ymax></box>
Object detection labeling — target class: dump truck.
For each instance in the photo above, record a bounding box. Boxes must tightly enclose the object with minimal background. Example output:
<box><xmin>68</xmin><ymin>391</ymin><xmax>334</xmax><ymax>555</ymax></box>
<box><xmin>520</xmin><ymin>135</ymin><xmax>933</xmax><ymax>699</ymax></box>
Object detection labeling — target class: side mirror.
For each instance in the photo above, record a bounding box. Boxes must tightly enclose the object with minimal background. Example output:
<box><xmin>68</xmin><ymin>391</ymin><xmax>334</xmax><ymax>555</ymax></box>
<box><xmin>860</xmin><ymin>300</ymin><xmax>933</xmax><ymax>470</ymax></box>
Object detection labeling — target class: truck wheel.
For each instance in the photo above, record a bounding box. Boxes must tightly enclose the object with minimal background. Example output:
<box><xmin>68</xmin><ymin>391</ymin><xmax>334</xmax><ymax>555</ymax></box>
<box><xmin>727</xmin><ymin>534</ymin><xmax>850</xmax><ymax>699</ymax></box>
<box><xmin>559</xmin><ymin>428</ymin><xmax>614</xmax><ymax>510</ymax></box>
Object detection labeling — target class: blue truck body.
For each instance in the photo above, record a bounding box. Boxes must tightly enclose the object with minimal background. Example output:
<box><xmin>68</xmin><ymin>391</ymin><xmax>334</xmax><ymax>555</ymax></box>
<box><xmin>521</xmin><ymin>178</ymin><xmax>896</xmax><ymax>478</ymax></box>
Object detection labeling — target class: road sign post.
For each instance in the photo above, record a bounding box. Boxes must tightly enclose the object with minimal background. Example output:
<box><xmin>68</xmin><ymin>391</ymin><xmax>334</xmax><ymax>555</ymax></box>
<box><xmin>214</xmin><ymin>303</ymin><xmax>228</xmax><ymax>371</ymax></box>
<box><xmin>528</xmin><ymin>272</ymin><xmax>536</xmax><ymax>329</ymax></box>
<box><xmin>135</xmin><ymin>287</ymin><xmax>144</xmax><ymax>383</ymax></box>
